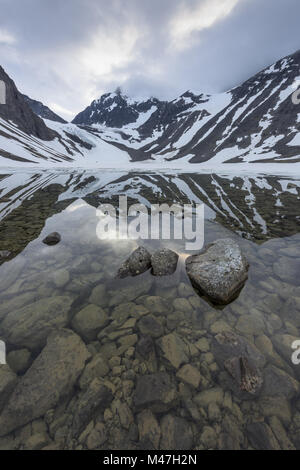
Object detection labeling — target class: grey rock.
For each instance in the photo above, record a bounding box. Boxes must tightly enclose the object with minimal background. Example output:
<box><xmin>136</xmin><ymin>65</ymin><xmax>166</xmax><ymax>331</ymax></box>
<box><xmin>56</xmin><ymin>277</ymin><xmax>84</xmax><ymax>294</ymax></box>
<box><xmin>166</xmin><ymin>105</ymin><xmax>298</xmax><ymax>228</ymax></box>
<box><xmin>151</xmin><ymin>249</ymin><xmax>179</xmax><ymax>276</ymax></box>
<box><xmin>138</xmin><ymin>410</ymin><xmax>161</xmax><ymax>450</ymax></box>
<box><xmin>70</xmin><ymin>378</ymin><xmax>113</xmax><ymax>438</ymax></box>
<box><xmin>71</xmin><ymin>304</ymin><xmax>109</xmax><ymax>342</ymax></box>
<box><xmin>0</xmin><ymin>329</ymin><xmax>90</xmax><ymax>436</ymax></box>
<box><xmin>212</xmin><ymin>331</ymin><xmax>266</xmax><ymax>370</ymax></box>
<box><xmin>7</xmin><ymin>349</ymin><xmax>32</xmax><ymax>375</ymax></box>
<box><xmin>0</xmin><ymin>365</ymin><xmax>17</xmax><ymax>412</ymax></box>
<box><xmin>176</xmin><ymin>364</ymin><xmax>201</xmax><ymax>389</ymax></box>
<box><xmin>136</xmin><ymin>335</ymin><xmax>155</xmax><ymax>359</ymax></box>
<box><xmin>160</xmin><ymin>415</ymin><xmax>193</xmax><ymax>450</ymax></box>
<box><xmin>86</xmin><ymin>422</ymin><xmax>107</xmax><ymax>449</ymax></box>
<box><xmin>186</xmin><ymin>238</ymin><xmax>249</xmax><ymax>305</ymax></box>
<box><xmin>246</xmin><ymin>422</ymin><xmax>280</xmax><ymax>450</ymax></box>
<box><xmin>261</xmin><ymin>365</ymin><xmax>300</xmax><ymax>399</ymax></box>
<box><xmin>109</xmin><ymin>276</ymin><xmax>153</xmax><ymax>306</ymax></box>
<box><xmin>268</xmin><ymin>416</ymin><xmax>295</xmax><ymax>450</ymax></box>
<box><xmin>0</xmin><ymin>296</ymin><xmax>74</xmax><ymax>350</ymax></box>
<box><xmin>212</xmin><ymin>331</ymin><xmax>265</xmax><ymax>399</ymax></box>
<box><xmin>134</xmin><ymin>373</ymin><xmax>178</xmax><ymax>413</ymax></box>
<box><xmin>42</xmin><ymin>232</ymin><xmax>61</xmax><ymax>246</ymax></box>
<box><xmin>273</xmin><ymin>257</ymin><xmax>300</xmax><ymax>285</ymax></box>
<box><xmin>117</xmin><ymin>247</ymin><xmax>151</xmax><ymax>278</ymax></box>
<box><xmin>79</xmin><ymin>354</ymin><xmax>110</xmax><ymax>389</ymax></box>
<box><xmin>138</xmin><ymin>315</ymin><xmax>164</xmax><ymax>338</ymax></box>
<box><xmin>223</xmin><ymin>356</ymin><xmax>263</xmax><ymax>399</ymax></box>
<box><xmin>88</xmin><ymin>284</ymin><xmax>108</xmax><ymax>307</ymax></box>
<box><xmin>156</xmin><ymin>333</ymin><xmax>189</xmax><ymax>370</ymax></box>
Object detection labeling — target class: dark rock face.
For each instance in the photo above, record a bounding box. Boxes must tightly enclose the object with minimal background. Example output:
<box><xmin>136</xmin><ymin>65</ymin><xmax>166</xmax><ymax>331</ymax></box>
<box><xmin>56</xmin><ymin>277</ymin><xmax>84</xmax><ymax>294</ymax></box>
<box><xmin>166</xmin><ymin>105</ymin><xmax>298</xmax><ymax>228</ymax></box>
<box><xmin>134</xmin><ymin>373</ymin><xmax>178</xmax><ymax>413</ymax></box>
<box><xmin>186</xmin><ymin>238</ymin><xmax>249</xmax><ymax>305</ymax></box>
<box><xmin>0</xmin><ymin>66</ymin><xmax>57</xmax><ymax>141</ymax></box>
<box><xmin>151</xmin><ymin>249</ymin><xmax>179</xmax><ymax>276</ymax></box>
<box><xmin>72</xmin><ymin>89</ymin><xmax>163</xmax><ymax>129</ymax></box>
<box><xmin>22</xmin><ymin>94</ymin><xmax>67</xmax><ymax>124</ymax></box>
<box><xmin>117</xmin><ymin>247</ymin><xmax>152</xmax><ymax>278</ymax></box>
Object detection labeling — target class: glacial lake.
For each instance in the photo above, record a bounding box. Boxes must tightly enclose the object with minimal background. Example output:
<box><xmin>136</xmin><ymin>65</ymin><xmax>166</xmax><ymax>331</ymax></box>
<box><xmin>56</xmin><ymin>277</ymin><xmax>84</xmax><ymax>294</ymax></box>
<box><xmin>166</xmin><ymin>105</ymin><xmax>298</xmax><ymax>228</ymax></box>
<box><xmin>0</xmin><ymin>169</ymin><xmax>299</xmax><ymax>450</ymax></box>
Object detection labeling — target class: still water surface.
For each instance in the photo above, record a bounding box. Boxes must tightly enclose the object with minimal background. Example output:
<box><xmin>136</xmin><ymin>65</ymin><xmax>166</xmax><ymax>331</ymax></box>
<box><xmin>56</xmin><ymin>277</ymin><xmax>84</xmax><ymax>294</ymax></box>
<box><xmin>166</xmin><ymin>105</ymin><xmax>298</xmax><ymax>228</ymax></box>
<box><xmin>0</xmin><ymin>170</ymin><xmax>299</xmax><ymax>450</ymax></box>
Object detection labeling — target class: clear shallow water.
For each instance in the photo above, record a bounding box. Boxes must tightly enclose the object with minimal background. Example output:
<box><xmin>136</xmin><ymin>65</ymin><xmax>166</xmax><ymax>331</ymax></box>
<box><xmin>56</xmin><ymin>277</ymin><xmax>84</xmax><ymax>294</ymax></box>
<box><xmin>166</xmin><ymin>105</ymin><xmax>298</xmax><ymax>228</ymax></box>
<box><xmin>0</xmin><ymin>170</ymin><xmax>299</xmax><ymax>450</ymax></box>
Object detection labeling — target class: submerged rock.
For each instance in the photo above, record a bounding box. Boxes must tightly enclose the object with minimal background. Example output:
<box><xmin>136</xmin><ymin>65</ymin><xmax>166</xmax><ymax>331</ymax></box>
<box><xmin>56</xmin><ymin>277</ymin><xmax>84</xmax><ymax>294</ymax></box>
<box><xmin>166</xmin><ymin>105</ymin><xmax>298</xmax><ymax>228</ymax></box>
<box><xmin>134</xmin><ymin>372</ymin><xmax>178</xmax><ymax>413</ymax></box>
<box><xmin>223</xmin><ymin>356</ymin><xmax>263</xmax><ymax>398</ymax></box>
<box><xmin>156</xmin><ymin>333</ymin><xmax>189</xmax><ymax>370</ymax></box>
<box><xmin>151</xmin><ymin>249</ymin><xmax>179</xmax><ymax>276</ymax></box>
<box><xmin>117</xmin><ymin>247</ymin><xmax>152</xmax><ymax>278</ymax></box>
<box><xmin>6</xmin><ymin>349</ymin><xmax>32</xmax><ymax>375</ymax></box>
<box><xmin>0</xmin><ymin>296</ymin><xmax>74</xmax><ymax>350</ymax></box>
<box><xmin>160</xmin><ymin>415</ymin><xmax>194</xmax><ymax>450</ymax></box>
<box><xmin>186</xmin><ymin>238</ymin><xmax>249</xmax><ymax>305</ymax></box>
<box><xmin>0</xmin><ymin>365</ymin><xmax>17</xmax><ymax>413</ymax></box>
<box><xmin>70</xmin><ymin>378</ymin><xmax>113</xmax><ymax>438</ymax></box>
<box><xmin>42</xmin><ymin>232</ymin><xmax>61</xmax><ymax>246</ymax></box>
<box><xmin>71</xmin><ymin>304</ymin><xmax>109</xmax><ymax>342</ymax></box>
<box><xmin>137</xmin><ymin>409</ymin><xmax>161</xmax><ymax>449</ymax></box>
<box><xmin>212</xmin><ymin>331</ymin><xmax>265</xmax><ymax>399</ymax></box>
<box><xmin>0</xmin><ymin>329</ymin><xmax>90</xmax><ymax>436</ymax></box>
<box><xmin>246</xmin><ymin>422</ymin><xmax>280</xmax><ymax>450</ymax></box>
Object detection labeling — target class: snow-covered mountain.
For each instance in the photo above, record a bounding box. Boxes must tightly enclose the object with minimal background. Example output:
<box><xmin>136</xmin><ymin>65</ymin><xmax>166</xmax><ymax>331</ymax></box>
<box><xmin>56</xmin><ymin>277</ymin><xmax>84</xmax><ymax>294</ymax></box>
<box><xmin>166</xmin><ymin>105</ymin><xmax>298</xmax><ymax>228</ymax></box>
<box><xmin>0</xmin><ymin>50</ymin><xmax>300</xmax><ymax>167</ymax></box>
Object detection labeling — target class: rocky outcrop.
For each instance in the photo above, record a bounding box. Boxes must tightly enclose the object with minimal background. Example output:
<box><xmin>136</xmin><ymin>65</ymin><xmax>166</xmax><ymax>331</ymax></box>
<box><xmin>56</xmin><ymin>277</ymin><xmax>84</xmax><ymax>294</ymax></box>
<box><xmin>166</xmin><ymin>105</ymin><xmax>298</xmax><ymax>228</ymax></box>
<box><xmin>0</xmin><ymin>329</ymin><xmax>90</xmax><ymax>436</ymax></box>
<box><xmin>0</xmin><ymin>65</ymin><xmax>57</xmax><ymax>140</ymax></box>
<box><xmin>186</xmin><ymin>238</ymin><xmax>249</xmax><ymax>305</ymax></box>
<box><xmin>22</xmin><ymin>94</ymin><xmax>67</xmax><ymax>124</ymax></box>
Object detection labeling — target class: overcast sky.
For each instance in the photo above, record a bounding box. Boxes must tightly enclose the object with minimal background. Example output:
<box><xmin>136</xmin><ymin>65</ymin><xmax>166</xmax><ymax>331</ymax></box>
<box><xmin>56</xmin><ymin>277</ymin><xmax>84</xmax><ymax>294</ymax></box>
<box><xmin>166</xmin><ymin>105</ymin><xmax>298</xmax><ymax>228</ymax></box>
<box><xmin>0</xmin><ymin>0</ymin><xmax>299</xmax><ymax>120</ymax></box>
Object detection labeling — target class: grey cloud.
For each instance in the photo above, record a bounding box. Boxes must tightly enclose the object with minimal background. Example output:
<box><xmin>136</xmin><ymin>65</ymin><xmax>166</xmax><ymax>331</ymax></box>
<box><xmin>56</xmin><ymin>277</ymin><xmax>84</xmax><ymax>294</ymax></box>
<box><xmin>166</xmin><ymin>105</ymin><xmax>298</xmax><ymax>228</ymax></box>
<box><xmin>0</xmin><ymin>0</ymin><xmax>299</xmax><ymax>120</ymax></box>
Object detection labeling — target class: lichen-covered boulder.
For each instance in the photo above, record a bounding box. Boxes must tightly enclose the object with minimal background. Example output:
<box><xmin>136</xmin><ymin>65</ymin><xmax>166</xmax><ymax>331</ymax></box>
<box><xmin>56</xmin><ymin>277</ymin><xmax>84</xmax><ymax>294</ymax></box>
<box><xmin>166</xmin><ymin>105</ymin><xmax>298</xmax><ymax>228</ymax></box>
<box><xmin>117</xmin><ymin>247</ymin><xmax>152</xmax><ymax>278</ymax></box>
<box><xmin>186</xmin><ymin>238</ymin><xmax>249</xmax><ymax>305</ymax></box>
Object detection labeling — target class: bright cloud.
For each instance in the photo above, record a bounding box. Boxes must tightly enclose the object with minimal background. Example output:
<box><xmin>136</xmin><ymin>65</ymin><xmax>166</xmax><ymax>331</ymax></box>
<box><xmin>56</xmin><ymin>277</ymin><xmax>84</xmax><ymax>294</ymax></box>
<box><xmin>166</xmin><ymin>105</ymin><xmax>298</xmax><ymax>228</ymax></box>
<box><xmin>170</xmin><ymin>0</ymin><xmax>240</xmax><ymax>50</ymax></box>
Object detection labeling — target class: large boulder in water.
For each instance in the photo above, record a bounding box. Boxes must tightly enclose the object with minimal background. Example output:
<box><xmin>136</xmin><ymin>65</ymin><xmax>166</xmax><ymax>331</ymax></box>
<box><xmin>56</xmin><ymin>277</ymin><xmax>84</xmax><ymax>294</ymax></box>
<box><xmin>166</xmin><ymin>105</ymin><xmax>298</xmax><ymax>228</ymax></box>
<box><xmin>151</xmin><ymin>249</ymin><xmax>178</xmax><ymax>276</ymax></box>
<box><xmin>185</xmin><ymin>238</ymin><xmax>249</xmax><ymax>305</ymax></box>
<box><xmin>117</xmin><ymin>247</ymin><xmax>152</xmax><ymax>278</ymax></box>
